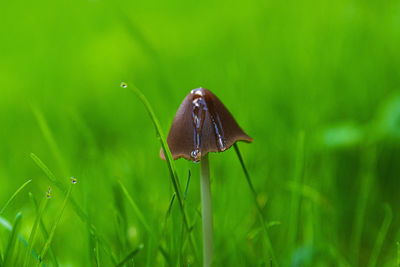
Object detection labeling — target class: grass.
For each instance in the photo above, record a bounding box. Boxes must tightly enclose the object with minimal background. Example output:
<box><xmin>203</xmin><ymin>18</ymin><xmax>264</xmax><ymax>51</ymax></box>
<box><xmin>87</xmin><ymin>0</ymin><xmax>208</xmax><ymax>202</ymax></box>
<box><xmin>1</xmin><ymin>0</ymin><xmax>400</xmax><ymax>265</ymax></box>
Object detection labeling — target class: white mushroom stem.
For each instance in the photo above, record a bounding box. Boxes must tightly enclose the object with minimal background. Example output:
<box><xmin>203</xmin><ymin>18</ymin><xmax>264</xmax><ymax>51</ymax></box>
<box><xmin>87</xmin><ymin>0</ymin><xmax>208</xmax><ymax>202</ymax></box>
<box><xmin>201</xmin><ymin>154</ymin><xmax>214</xmax><ymax>267</ymax></box>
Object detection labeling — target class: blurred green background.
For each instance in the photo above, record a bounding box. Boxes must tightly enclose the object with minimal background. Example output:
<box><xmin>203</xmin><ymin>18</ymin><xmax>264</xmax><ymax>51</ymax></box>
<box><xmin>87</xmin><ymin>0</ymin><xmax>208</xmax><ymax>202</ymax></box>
<box><xmin>1</xmin><ymin>0</ymin><xmax>400</xmax><ymax>266</ymax></box>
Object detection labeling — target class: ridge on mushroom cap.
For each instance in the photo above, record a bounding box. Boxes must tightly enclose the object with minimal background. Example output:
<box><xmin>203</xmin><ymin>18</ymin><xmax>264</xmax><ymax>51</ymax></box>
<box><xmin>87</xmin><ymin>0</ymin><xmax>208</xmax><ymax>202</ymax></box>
<box><xmin>160</xmin><ymin>88</ymin><xmax>253</xmax><ymax>162</ymax></box>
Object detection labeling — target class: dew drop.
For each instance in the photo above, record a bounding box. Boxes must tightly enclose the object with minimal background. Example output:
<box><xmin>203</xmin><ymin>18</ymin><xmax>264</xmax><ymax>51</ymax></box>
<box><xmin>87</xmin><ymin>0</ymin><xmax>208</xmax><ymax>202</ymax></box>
<box><xmin>190</xmin><ymin>149</ymin><xmax>201</xmax><ymax>162</ymax></box>
<box><xmin>46</xmin><ymin>187</ymin><xmax>52</xmax><ymax>198</ymax></box>
<box><xmin>120</xmin><ymin>82</ymin><xmax>128</xmax><ymax>88</ymax></box>
<box><xmin>71</xmin><ymin>177</ymin><xmax>77</xmax><ymax>184</ymax></box>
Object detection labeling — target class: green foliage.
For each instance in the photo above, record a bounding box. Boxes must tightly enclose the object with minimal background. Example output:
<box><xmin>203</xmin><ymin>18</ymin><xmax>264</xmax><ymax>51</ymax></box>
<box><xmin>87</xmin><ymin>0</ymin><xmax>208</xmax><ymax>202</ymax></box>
<box><xmin>1</xmin><ymin>0</ymin><xmax>400</xmax><ymax>266</ymax></box>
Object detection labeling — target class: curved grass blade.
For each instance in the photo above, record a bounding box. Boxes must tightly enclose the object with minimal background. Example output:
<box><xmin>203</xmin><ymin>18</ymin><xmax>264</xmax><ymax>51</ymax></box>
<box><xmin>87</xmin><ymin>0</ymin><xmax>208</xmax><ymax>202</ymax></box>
<box><xmin>29</xmin><ymin>193</ymin><xmax>59</xmax><ymax>267</ymax></box>
<box><xmin>350</xmin><ymin>145</ymin><xmax>376</xmax><ymax>265</ymax></box>
<box><xmin>123</xmin><ymin>83</ymin><xmax>185</xmax><ymax>217</ymax></box>
<box><xmin>0</xmin><ymin>179</ymin><xmax>32</xmax><ymax>215</ymax></box>
<box><xmin>118</xmin><ymin>180</ymin><xmax>151</xmax><ymax>233</ymax></box>
<box><xmin>397</xmin><ymin>241</ymin><xmax>400</xmax><ymax>267</ymax></box>
<box><xmin>123</xmin><ymin>82</ymin><xmax>199</xmax><ymax>257</ymax></box>
<box><xmin>95</xmin><ymin>239</ymin><xmax>101</xmax><ymax>267</ymax></box>
<box><xmin>0</xmin><ymin>216</ymin><xmax>43</xmax><ymax>265</ymax></box>
<box><xmin>30</xmin><ymin>153</ymin><xmax>118</xmax><ymax>264</ymax></box>
<box><xmin>3</xmin><ymin>212</ymin><xmax>22</xmax><ymax>267</ymax></box>
<box><xmin>36</xmin><ymin>182</ymin><xmax>75</xmax><ymax>266</ymax></box>
<box><xmin>288</xmin><ymin>132</ymin><xmax>305</xmax><ymax>253</ymax></box>
<box><xmin>30</xmin><ymin>154</ymin><xmax>64</xmax><ymax>190</ymax></box>
<box><xmin>23</xmin><ymin>192</ymin><xmax>50</xmax><ymax>267</ymax></box>
<box><xmin>233</xmin><ymin>143</ymin><xmax>278</xmax><ymax>266</ymax></box>
<box><xmin>115</xmin><ymin>244</ymin><xmax>144</xmax><ymax>267</ymax></box>
<box><xmin>368</xmin><ymin>204</ymin><xmax>392</xmax><ymax>267</ymax></box>
<box><xmin>120</xmin><ymin>180</ymin><xmax>174</xmax><ymax>264</ymax></box>
<box><xmin>184</xmin><ymin>170</ymin><xmax>191</xmax><ymax>201</ymax></box>
<box><xmin>31</xmin><ymin>105</ymin><xmax>68</xmax><ymax>175</ymax></box>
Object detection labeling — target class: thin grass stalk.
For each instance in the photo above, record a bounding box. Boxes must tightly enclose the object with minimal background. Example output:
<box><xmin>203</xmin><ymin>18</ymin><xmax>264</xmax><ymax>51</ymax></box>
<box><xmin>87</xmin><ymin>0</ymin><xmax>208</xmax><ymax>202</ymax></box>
<box><xmin>36</xmin><ymin>182</ymin><xmax>74</xmax><ymax>266</ymax></box>
<box><xmin>233</xmin><ymin>143</ymin><xmax>278</xmax><ymax>266</ymax></box>
<box><xmin>115</xmin><ymin>244</ymin><xmax>144</xmax><ymax>267</ymax></box>
<box><xmin>118</xmin><ymin>181</ymin><xmax>151</xmax><ymax>232</ymax></box>
<box><xmin>350</xmin><ymin>144</ymin><xmax>376</xmax><ymax>265</ymax></box>
<box><xmin>368</xmin><ymin>204</ymin><xmax>392</xmax><ymax>267</ymax></box>
<box><xmin>124</xmin><ymin>82</ymin><xmax>199</xmax><ymax>258</ymax></box>
<box><xmin>3</xmin><ymin>213</ymin><xmax>22</xmax><ymax>267</ymax></box>
<box><xmin>0</xmin><ymin>180</ymin><xmax>32</xmax><ymax>216</ymax></box>
<box><xmin>23</xmin><ymin>193</ymin><xmax>50</xmax><ymax>267</ymax></box>
<box><xmin>30</xmin><ymin>153</ymin><xmax>118</xmax><ymax>264</ymax></box>
<box><xmin>29</xmin><ymin>193</ymin><xmax>59</xmax><ymax>267</ymax></box>
<box><xmin>288</xmin><ymin>132</ymin><xmax>305</xmax><ymax>253</ymax></box>
<box><xmin>0</xmin><ymin>215</ymin><xmax>42</xmax><ymax>265</ymax></box>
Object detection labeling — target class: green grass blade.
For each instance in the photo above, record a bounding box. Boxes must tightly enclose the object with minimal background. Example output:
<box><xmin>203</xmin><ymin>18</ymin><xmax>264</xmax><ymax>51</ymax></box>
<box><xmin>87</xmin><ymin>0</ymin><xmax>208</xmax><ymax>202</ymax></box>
<box><xmin>123</xmin><ymin>82</ymin><xmax>185</xmax><ymax>220</ymax></box>
<box><xmin>288</xmin><ymin>132</ymin><xmax>305</xmax><ymax>252</ymax></box>
<box><xmin>397</xmin><ymin>241</ymin><xmax>400</xmax><ymax>267</ymax></box>
<box><xmin>350</xmin><ymin>145</ymin><xmax>376</xmax><ymax>265</ymax></box>
<box><xmin>123</xmin><ymin>82</ymin><xmax>199</xmax><ymax>258</ymax></box>
<box><xmin>28</xmin><ymin>192</ymin><xmax>59</xmax><ymax>267</ymax></box>
<box><xmin>368</xmin><ymin>204</ymin><xmax>392</xmax><ymax>267</ymax></box>
<box><xmin>0</xmin><ymin>179</ymin><xmax>32</xmax><ymax>215</ymax></box>
<box><xmin>184</xmin><ymin>170</ymin><xmax>191</xmax><ymax>201</ymax></box>
<box><xmin>233</xmin><ymin>143</ymin><xmax>278</xmax><ymax>266</ymax></box>
<box><xmin>0</xmin><ymin>215</ymin><xmax>42</xmax><ymax>265</ymax></box>
<box><xmin>3</xmin><ymin>212</ymin><xmax>22</xmax><ymax>267</ymax></box>
<box><xmin>120</xmin><ymin>180</ymin><xmax>173</xmax><ymax>264</ymax></box>
<box><xmin>36</xmin><ymin>181</ymin><xmax>75</xmax><ymax>266</ymax></box>
<box><xmin>113</xmin><ymin>183</ymin><xmax>128</xmax><ymax>255</ymax></box>
<box><xmin>31</xmin><ymin>105</ymin><xmax>68</xmax><ymax>175</ymax></box>
<box><xmin>115</xmin><ymin>244</ymin><xmax>144</xmax><ymax>267</ymax></box>
<box><xmin>30</xmin><ymin>153</ymin><xmax>118</xmax><ymax>264</ymax></box>
<box><xmin>23</xmin><ymin>192</ymin><xmax>50</xmax><ymax>267</ymax></box>
<box><xmin>95</xmin><ymin>239</ymin><xmax>101</xmax><ymax>267</ymax></box>
<box><xmin>118</xmin><ymin>180</ymin><xmax>151</xmax><ymax>233</ymax></box>
<box><xmin>30</xmin><ymin>153</ymin><xmax>63</xmax><ymax>187</ymax></box>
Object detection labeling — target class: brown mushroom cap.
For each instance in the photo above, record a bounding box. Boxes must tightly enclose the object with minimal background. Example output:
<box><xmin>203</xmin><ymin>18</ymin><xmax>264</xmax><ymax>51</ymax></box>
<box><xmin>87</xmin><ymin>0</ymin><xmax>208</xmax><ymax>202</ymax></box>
<box><xmin>160</xmin><ymin>88</ymin><xmax>253</xmax><ymax>162</ymax></box>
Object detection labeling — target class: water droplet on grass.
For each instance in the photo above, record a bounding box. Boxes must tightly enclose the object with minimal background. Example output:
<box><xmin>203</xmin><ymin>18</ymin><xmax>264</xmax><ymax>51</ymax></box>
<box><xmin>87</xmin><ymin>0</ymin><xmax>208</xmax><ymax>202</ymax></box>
<box><xmin>120</xmin><ymin>82</ymin><xmax>128</xmax><ymax>88</ymax></box>
<box><xmin>71</xmin><ymin>177</ymin><xmax>77</xmax><ymax>184</ymax></box>
<box><xmin>46</xmin><ymin>187</ymin><xmax>52</xmax><ymax>198</ymax></box>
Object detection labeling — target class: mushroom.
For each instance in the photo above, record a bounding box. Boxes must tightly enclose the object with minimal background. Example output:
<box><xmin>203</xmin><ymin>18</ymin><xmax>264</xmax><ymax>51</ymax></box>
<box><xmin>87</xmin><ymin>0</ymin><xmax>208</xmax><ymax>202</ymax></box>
<box><xmin>160</xmin><ymin>87</ymin><xmax>253</xmax><ymax>267</ymax></box>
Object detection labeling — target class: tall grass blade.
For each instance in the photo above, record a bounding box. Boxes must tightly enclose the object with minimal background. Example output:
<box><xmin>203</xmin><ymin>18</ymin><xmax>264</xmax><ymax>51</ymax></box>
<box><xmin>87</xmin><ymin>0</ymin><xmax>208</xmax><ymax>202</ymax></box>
<box><xmin>113</xmin><ymin>184</ymin><xmax>128</xmax><ymax>259</ymax></box>
<box><xmin>124</xmin><ymin>83</ymin><xmax>185</xmax><ymax>220</ymax></box>
<box><xmin>233</xmin><ymin>143</ymin><xmax>278</xmax><ymax>266</ymax></box>
<box><xmin>368</xmin><ymin>204</ymin><xmax>392</xmax><ymax>267</ymax></box>
<box><xmin>0</xmin><ymin>215</ymin><xmax>42</xmax><ymax>264</ymax></box>
<box><xmin>184</xmin><ymin>170</ymin><xmax>191</xmax><ymax>201</ymax></box>
<box><xmin>159</xmin><ymin>193</ymin><xmax>176</xmax><ymax>265</ymax></box>
<box><xmin>0</xmin><ymin>179</ymin><xmax>32</xmax><ymax>215</ymax></box>
<box><xmin>23</xmin><ymin>192</ymin><xmax>50</xmax><ymax>267</ymax></box>
<box><xmin>288</xmin><ymin>132</ymin><xmax>305</xmax><ymax>252</ymax></box>
<box><xmin>115</xmin><ymin>244</ymin><xmax>144</xmax><ymax>267</ymax></box>
<box><xmin>31</xmin><ymin>105</ymin><xmax>68</xmax><ymax>174</ymax></box>
<box><xmin>30</xmin><ymin>153</ymin><xmax>118</xmax><ymax>263</ymax></box>
<box><xmin>36</xmin><ymin>181</ymin><xmax>75</xmax><ymax>266</ymax></box>
<box><xmin>95</xmin><ymin>239</ymin><xmax>101</xmax><ymax>267</ymax></box>
<box><xmin>397</xmin><ymin>241</ymin><xmax>400</xmax><ymax>267</ymax></box>
<box><xmin>118</xmin><ymin>180</ymin><xmax>151</xmax><ymax>233</ymax></box>
<box><xmin>124</xmin><ymin>82</ymin><xmax>198</xmax><ymax>257</ymax></box>
<box><xmin>350</xmin><ymin>145</ymin><xmax>376</xmax><ymax>265</ymax></box>
<box><xmin>3</xmin><ymin>212</ymin><xmax>22</xmax><ymax>267</ymax></box>
<box><xmin>28</xmin><ymin>192</ymin><xmax>58</xmax><ymax>267</ymax></box>
<box><xmin>30</xmin><ymin>153</ymin><xmax>64</xmax><ymax>189</ymax></box>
